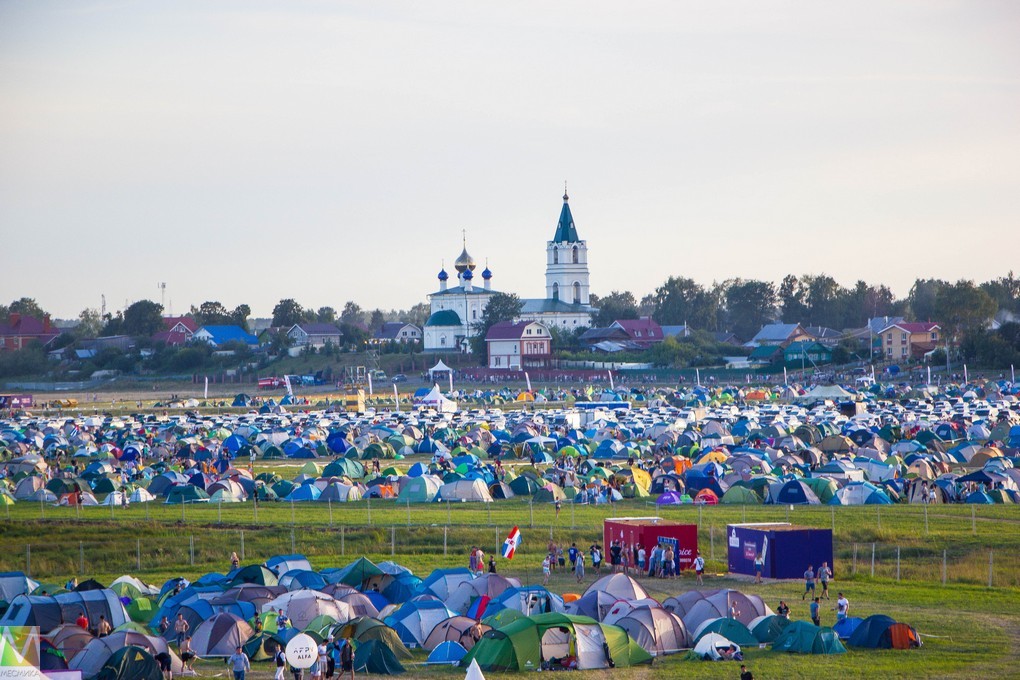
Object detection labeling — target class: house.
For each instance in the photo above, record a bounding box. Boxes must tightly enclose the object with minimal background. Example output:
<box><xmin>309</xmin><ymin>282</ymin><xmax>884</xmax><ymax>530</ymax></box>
<box><xmin>747</xmin><ymin>323</ymin><xmax>811</xmax><ymax>348</ymax></box>
<box><xmin>485</xmin><ymin>320</ymin><xmax>552</xmax><ymax>370</ymax></box>
<box><xmin>0</xmin><ymin>314</ymin><xmax>59</xmax><ymax>351</ymax></box>
<box><xmin>878</xmin><ymin>322</ymin><xmax>941</xmax><ymax>361</ymax></box>
<box><xmin>372</xmin><ymin>322</ymin><xmax>422</xmax><ymax>344</ymax></box>
<box><xmin>804</xmin><ymin>326</ymin><xmax>843</xmax><ymax>348</ymax></box>
<box><xmin>152</xmin><ymin>316</ymin><xmax>199</xmax><ymax>346</ymax></box>
<box><xmin>194</xmin><ymin>325</ymin><xmax>259</xmax><ymax>347</ymax></box>
<box><xmin>578</xmin><ymin>326</ymin><xmax>638</xmax><ymax>352</ymax></box>
<box><xmin>748</xmin><ymin>345</ymin><xmax>783</xmax><ymax>365</ymax></box>
<box><xmin>287</xmin><ymin>323</ymin><xmax>343</xmax><ymax>349</ymax></box>
<box><xmin>610</xmin><ymin>317</ymin><xmax>664</xmax><ymax>347</ymax></box>
<box><xmin>783</xmin><ymin>341</ymin><xmax>833</xmax><ymax>365</ymax></box>
<box><xmin>711</xmin><ymin>331</ymin><xmax>742</xmax><ymax>346</ymax></box>
<box><xmin>660</xmin><ymin>324</ymin><xmax>691</xmax><ymax>339</ymax></box>
<box><xmin>80</xmin><ymin>335</ymin><xmax>135</xmax><ymax>352</ymax></box>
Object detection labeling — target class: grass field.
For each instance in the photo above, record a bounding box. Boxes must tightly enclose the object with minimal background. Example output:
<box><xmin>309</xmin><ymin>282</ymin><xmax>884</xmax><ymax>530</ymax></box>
<box><xmin>2</xmin><ymin>462</ymin><xmax>1019</xmax><ymax>679</ymax></box>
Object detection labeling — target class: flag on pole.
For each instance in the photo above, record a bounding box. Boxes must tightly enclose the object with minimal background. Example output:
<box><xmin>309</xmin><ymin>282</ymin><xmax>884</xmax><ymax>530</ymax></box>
<box><xmin>502</xmin><ymin>526</ymin><xmax>522</xmax><ymax>560</ymax></box>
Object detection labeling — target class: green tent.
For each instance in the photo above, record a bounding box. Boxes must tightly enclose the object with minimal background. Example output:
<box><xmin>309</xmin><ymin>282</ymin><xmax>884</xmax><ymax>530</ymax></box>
<box><xmin>751</xmin><ymin>614</ymin><xmax>792</xmax><ymax>643</ymax></box>
<box><xmin>463</xmin><ymin>612</ymin><xmax>652</xmax><ymax>672</ymax></box>
<box><xmin>323</xmin><ymin>459</ymin><xmax>365</xmax><ymax>479</ymax></box>
<box><xmin>772</xmin><ymin>621</ymin><xmax>846</xmax><ymax>654</ymax></box>
<box><xmin>720</xmin><ymin>486</ymin><xmax>761</xmax><ymax>505</ymax></box>
<box><xmin>694</xmin><ymin>618</ymin><xmax>757</xmax><ymax>647</ymax></box>
<box><xmin>336</xmin><ymin>617</ymin><xmax>412</xmax><ymax>659</ymax></box>
<box><xmin>353</xmin><ymin>639</ymin><xmax>406</xmax><ymax>674</ymax></box>
<box><xmin>534</xmin><ymin>485</ymin><xmax>567</xmax><ymax>503</ymax></box>
<box><xmin>125</xmin><ymin>597</ymin><xmax>154</xmax><ymax>623</ymax></box>
<box><xmin>482</xmin><ymin>608</ymin><xmax>526</xmax><ymax>628</ymax></box>
<box><xmin>164</xmin><ymin>486</ymin><xmax>210</xmax><ymax>504</ymax></box>
<box><xmin>509</xmin><ymin>476</ymin><xmax>541</xmax><ymax>496</ymax></box>
<box><xmin>96</xmin><ymin>645</ymin><xmax>162</xmax><ymax>680</ymax></box>
<box><xmin>801</xmin><ymin>477</ymin><xmax>839</xmax><ymax>504</ymax></box>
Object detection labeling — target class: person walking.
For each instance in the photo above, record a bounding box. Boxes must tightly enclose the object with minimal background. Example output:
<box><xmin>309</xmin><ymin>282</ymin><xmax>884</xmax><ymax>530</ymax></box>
<box><xmin>339</xmin><ymin>638</ymin><xmax>355</xmax><ymax>680</ymax></box>
<box><xmin>818</xmin><ymin>562</ymin><xmax>832</xmax><ymax>600</ymax></box>
<box><xmin>542</xmin><ymin>555</ymin><xmax>552</xmax><ymax>586</ymax></box>
<box><xmin>575</xmin><ymin>549</ymin><xmax>586</xmax><ymax>582</ymax></box>
<box><xmin>810</xmin><ymin>597</ymin><xmax>821</xmax><ymax>626</ymax></box>
<box><xmin>227</xmin><ymin>646</ymin><xmax>250</xmax><ymax>680</ymax></box>
<box><xmin>693</xmin><ymin>551</ymin><xmax>705</xmax><ymax>585</ymax></box>
<box><xmin>180</xmin><ymin>636</ymin><xmax>196</xmax><ymax>672</ymax></box>
<box><xmin>568</xmin><ymin>543</ymin><xmax>578</xmax><ymax>571</ymax></box>
<box><xmin>637</xmin><ymin>545</ymin><xmax>647</xmax><ymax>574</ymax></box>
<box><xmin>802</xmin><ymin>565</ymin><xmax>815</xmax><ymax>600</ymax></box>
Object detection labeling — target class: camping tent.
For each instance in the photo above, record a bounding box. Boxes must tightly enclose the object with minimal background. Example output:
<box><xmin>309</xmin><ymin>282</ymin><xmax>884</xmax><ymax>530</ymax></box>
<box><xmin>771</xmin><ymin>621</ymin><xmax>846</xmax><ymax>654</ymax></box>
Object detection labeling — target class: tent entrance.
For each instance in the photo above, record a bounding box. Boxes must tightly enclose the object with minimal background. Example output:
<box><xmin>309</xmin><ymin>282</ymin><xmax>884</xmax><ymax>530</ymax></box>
<box><xmin>540</xmin><ymin>627</ymin><xmax>570</xmax><ymax>662</ymax></box>
<box><xmin>573</xmin><ymin>623</ymin><xmax>610</xmax><ymax>670</ymax></box>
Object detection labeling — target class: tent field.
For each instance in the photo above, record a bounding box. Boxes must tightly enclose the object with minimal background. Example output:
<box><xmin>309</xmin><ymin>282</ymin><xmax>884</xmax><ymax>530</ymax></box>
<box><xmin>0</xmin><ymin>492</ymin><xmax>1017</xmax><ymax>679</ymax></box>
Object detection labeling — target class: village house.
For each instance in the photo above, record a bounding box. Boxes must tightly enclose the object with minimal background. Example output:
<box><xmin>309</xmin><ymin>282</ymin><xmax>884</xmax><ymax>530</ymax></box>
<box><xmin>485</xmin><ymin>320</ymin><xmax>552</xmax><ymax>370</ymax></box>
<box><xmin>878</xmin><ymin>322</ymin><xmax>941</xmax><ymax>361</ymax></box>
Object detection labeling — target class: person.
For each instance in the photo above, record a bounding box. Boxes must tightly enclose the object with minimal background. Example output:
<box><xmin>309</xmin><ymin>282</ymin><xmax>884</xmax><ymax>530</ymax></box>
<box><xmin>835</xmin><ymin>592</ymin><xmax>850</xmax><ymax>621</ymax></box>
<box><xmin>754</xmin><ymin>552</ymin><xmax>764</xmax><ymax>584</ymax></box>
<box><xmin>97</xmin><ymin>615</ymin><xmax>111</xmax><ymax>637</ymax></box>
<box><xmin>230</xmin><ymin>551</ymin><xmax>240</xmax><ymax>570</ymax></box>
<box><xmin>274</xmin><ymin>646</ymin><xmax>288</xmax><ymax>680</ymax></box>
<box><xmin>729</xmin><ymin>602</ymin><xmax>741</xmax><ymax>620</ymax></box>
<box><xmin>324</xmin><ymin>636</ymin><xmax>336</xmax><ymax>679</ymax></box>
<box><xmin>312</xmin><ymin>640</ymin><xmax>327</xmax><ymax>680</ymax></box>
<box><xmin>693</xmin><ymin>551</ymin><xmax>705</xmax><ymax>585</ymax></box>
<box><xmin>227</xmin><ymin>646</ymin><xmax>250</xmax><ymax>680</ymax></box>
<box><xmin>469</xmin><ymin>546</ymin><xmax>478</xmax><ymax>573</ymax></box>
<box><xmin>174</xmin><ymin>613</ymin><xmax>190</xmax><ymax>648</ymax></box>
<box><xmin>610</xmin><ymin>541</ymin><xmax>622</xmax><ymax>573</ymax></box>
<box><xmin>75</xmin><ymin>610</ymin><xmax>89</xmax><ymax>631</ymax></box>
<box><xmin>475</xmin><ymin>548</ymin><xmax>485</xmax><ymax>576</ymax></box>
<box><xmin>556</xmin><ymin>545</ymin><xmax>565</xmax><ymax>570</ymax></box>
<box><xmin>339</xmin><ymin>638</ymin><xmax>355</xmax><ymax>680</ymax></box>
<box><xmin>180</xmin><ymin>636</ymin><xmax>196</xmax><ymax>672</ymax></box>
<box><xmin>488</xmin><ymin>555</ymin><xmax>497</xmax><ymax>574</ymax></box>
<box><xmin>818</xmin><ymin>561</ymin><xmax>832</xmax><ymax>600</ymax></box>
<box><xmin>740</xmin><ymin>664</ymin><xmax>754</xmax><ymax>680</ymax></box>
<box><xmin>568</xmin><ymin>542</ymin><xmax>578</xmax><ymax>570</ymax></box>
<box><xmin>575</xmin><ymin>548</ymin><xmax>586</xmax><ymax>582</ymax></box>
<box><xmin>277</xmin><ymin>609</ymin><xmax>290</xmax><ymax>630</ymax></box>
<box><xmin>254</xmin><ymin>616</ymin><xmax>264</xmax><ymax>634</ymax></box>
<box><xmin>158</xmin><ymin>615</ymin><xmax>170</xmax><ymax>635</ymax></box>
<box><xmin>555</xmin><ymin>499</ymin><xmax>562</xmax><ymax>518</ymax></box>
<box><xmin>637</xmin><ymin>545</ymin><xmax>647</xmax><ymax>574</ymax></box>
<box><xmin>776</xmin><ymin>601</ymin><xmax>790</xmax><ymax>619</ymax></box>
<box><xmin>66</xmin><ymin>577</ymin><xmax>78</xmax><ymax>591</ymax></box>
<box><xmin>663</xmin><ymin>546</ymin><xmax>675</xmax><ymax>580</ymax></box>
<box><xmin>591</xmin><ymin>544</ymin><xmax>602</xmax><ymax>575</ymax></box>
<box><xmin>542</xmin><ymin>554</ymin><xmax>552</xmax><ymax>585</ymax></box>
<box><xmin>155</xmin><ymin>650</ymin><xmax>173</xmax><ymax>680</ymax></box>
<box><xmin>469</xmin><ymin>621</ymin><xmax>484</xmax><ymax>646</ymax></box>
<box><xmin>802</xmin><ymin>565</ymin><xmax>815</xmax><ymax>600</ymax></box>
<box><xmin>810</xmin><ymin>597</ymin><xmax>821</xmax><ymax>626</ymax></box>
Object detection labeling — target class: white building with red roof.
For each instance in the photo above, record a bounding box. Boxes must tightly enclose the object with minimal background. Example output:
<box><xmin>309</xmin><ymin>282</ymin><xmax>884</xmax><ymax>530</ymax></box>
<box><xmin>484</xmin><ymin>320</ymin><xmax>551</xmax><ymax>370</ymax></box>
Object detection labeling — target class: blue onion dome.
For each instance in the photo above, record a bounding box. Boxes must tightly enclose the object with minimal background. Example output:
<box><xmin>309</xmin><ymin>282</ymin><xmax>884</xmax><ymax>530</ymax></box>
<box><xmin>462</xmin><ymin>268</ymin><xmax>474</xmax><ymax>280</ymax></box>
<box><xmin>481</xmin><ymin>266</ymin><xmax>492</xmax><ymax>280</ymax></box>
<box><xmin>438</xmin><ymin>268</ymin><xmax>449</xmax><ymax>281</ymax></box>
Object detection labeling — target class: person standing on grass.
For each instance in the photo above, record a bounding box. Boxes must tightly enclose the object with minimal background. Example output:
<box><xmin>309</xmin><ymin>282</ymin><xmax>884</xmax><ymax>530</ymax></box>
<box><xmin>555</xmin><ymin>499</ymin><xmax>562</xmax><ymax>518</ymax></box>
<box><xmin>230</xmin><ymin>551</ymin><xmax>240</xmax><ymax>570</ymax></box>
<box><xmin>810</xmin><ymin>597</ymin><xmax>821</xmax><ymax>626</ymax></box>
<box><xmin>488</xmin><ymin>555</ymin><xmax>497</xmax><ymax>574</ymax></box>
<box><xmin>693</xmin><ymin>551</ymin><xmax>705</xmax><ymax>585</ymax></box>
<box><xmin>637</xmin><ymin>545</ymin><xmax>647</xmax><ymax>574</ymax></box>
<box><xmin>835</xmin><ymin>592</ymin><xmax>849</xmax><ymax>621</ymax></box>
<box><xmin>180</xmin><ymin>636</ymin><xmax>196</xmax><ymax>672</ymax></box>
<box><xmin>339</xmin><ymin>638</ymin><xmax>355</xmax><ymax>680</ymax></box>
<box><xmin>802</xmin><ymin>565</ymin><xmax>815</xmax><ymax>600</ymax></box>
<box><xmin>476</xmin><ymin>548</ymin><xmax>485</xmax><ymax>576</ymax></box>
<box><xmin>227</xmin><ymin>646</ymin><xmax>250</xmax><ymax>680</ymax></box>
<box><xmin>575</xmin><ymin>548</ymin><xmax>586</xmax><ymax>582</ymax></box>
<box><xmin>568</xmin><ymin>543</ymin><xmax>578</xmax><ymax>571</ymax></box>
<box><xmin>818</xmin><ymin>561</ymin><xmax>832</xmax><ymax>599</ymax></box>
<box><xmin>542</xmin><ymin>555</ymin><xmax>552</xmax><ymax>585</ymax></box>
<box><xmin>754</xmin><ymin>552</ymin><xmax>764</xmax><ymax>584</ymax></box>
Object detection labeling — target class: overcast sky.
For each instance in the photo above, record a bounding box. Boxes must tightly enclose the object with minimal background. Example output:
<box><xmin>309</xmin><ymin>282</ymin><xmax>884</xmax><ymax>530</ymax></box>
<box><xmin>2</xmin><ymin>1</ymin><xmax>1018</xmax><ymax>320</ymax></box>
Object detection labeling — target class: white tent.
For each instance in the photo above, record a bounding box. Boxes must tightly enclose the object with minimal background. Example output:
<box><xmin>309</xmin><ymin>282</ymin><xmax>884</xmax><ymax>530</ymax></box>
<box><xmin>692</xmin><ymin>632</ymin><xmax>739</xmax><ymax>660</ymax></box>
<box><xmin>416</xmin><ymin>385</ymin><xmax>458</xmax><ymax>413</ymax></box>
<box><xmin>428</xmin><ymin>360</ymin><xmax>453</xmax><ymax>377</ymax></box>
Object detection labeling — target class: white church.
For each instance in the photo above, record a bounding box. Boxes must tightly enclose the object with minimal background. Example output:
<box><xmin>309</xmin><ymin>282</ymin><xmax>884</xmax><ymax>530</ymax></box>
<box><xmin>423</xmin><ymin>189</ymin><xmax>597</xmax><ymax>352</ymax></box>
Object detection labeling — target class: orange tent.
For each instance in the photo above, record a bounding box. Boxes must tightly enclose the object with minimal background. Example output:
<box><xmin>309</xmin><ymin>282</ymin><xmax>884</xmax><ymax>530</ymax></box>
<box><xmin>694</xmin><ymin>488</ymin><xmax>719</xmax><ymax>505</ymax></box>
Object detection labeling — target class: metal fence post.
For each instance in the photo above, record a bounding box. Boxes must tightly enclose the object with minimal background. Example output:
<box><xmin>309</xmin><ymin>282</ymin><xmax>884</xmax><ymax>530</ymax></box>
<box><xmin>182</xmin><ymin>500</ymin><xmax>186</xmax><ymax>523</ymax></box>
<box><xmin>871</xmin><ymin>543</ymin><xmax>875</xmax><ymax>578</ymax></box>
<box><xmin>241</xmin><ymin>531</ymin><xmax>245</xmax><ymax>561</ymax></box>
<box><xmin>79</xmin><ymin>542</ymin><xmax>84</xmax><ymax>575</ymax></box>
<box><xmin>328</xmin><ymin>500</ymin><xmax>333</xmax><ymax>528</ymax></box>
<box><xmin>406</xmin><ymin>501</ymin><xmax>411</xmax><ymax>526</ymax></box>
<box><xmin>26</xmin><ymin>544</ymin><xmax>31</xmax><ymax>576</ymax></box>
<box><xmin>710</xmin><ymin>525</ymin><xmax>715</xmax><ymax>560</ymax></box>
<box><xmin>341</xmin><ymin>526</ymin><xmax>345</xmax><ymax>556</ymax></box>
<box><xmin>530</xmin><ymin>500</ymin><xmax>534</xmax><ymax>528</ymax></box>
<box><xmin>447</xmin><ymin>501</ymin><xmax>451</xmax><ymax>525</ymax></box>
<box><xmin>444</xmin><ymin>527</ymin><xmax>448</xmax><ymax>557</ymax></box>
<box><xmin>291</xmin><ymin>529</ymin><xmax>296</xmax><ymax>554</ymax></box>
<box><xmin>570</xmin><ymin>503</ymin><xmax>575</xmax><ymax>530</ymax></box>
<box><xmin>924</xmin><ymin>505</ymin><xmax>928</xmax><ymax>535</ymax></box>
<box><xmin>831</xmin><ymin>506</ymin><xmax>835</xmax><ymax>532</ymax></box>
<box><xmin>367</xmin><ymin>498</ymin><xmax>372</xmax><ymax>525</ymax></box>
<box><xmin>291</xmin><ymin>500</ymin><xmax>296</xmax><ymax>524</ymax></box>
<box><xmin>942</xmin><ymin>549</ymin><xmax>947</xmax><ymax>585</ymax></box>
<box><xmin>989</xmin><ymin>550</ymin><xmax>994</xmax><ymax>588</ymax></box>
<box><xmin>896</xmin><ymin>546</ymin><xmax>900</xmax><ymax>581</ymax></box>
<box><xmin>137</xmin><ymin>539</ymin><xmax>141</xmax><ymax>571</ymax></box>
<box><xmin>391</xmin><ymin>527</ymin><xmax>395</xmax><ymax>556</ymax></box>
<box><xmin>876</xmin><ymin>506</ymin><xmax>881</xmax><ymax>530</ymax></box>
<box><xmin>189</xmin><ymin>536</ymin><xmax>195</xmax><ymax>566</ymax></box>
<box><xmin>218</xmin><ymin>501</ymin><xmax>222</xmax><ymax>524</ymax></box>
<box><xmin>852</xmin><ymin>543</ymin><xmax>857</xmax><ymax>575</ymax></box>
<box><xmin>972</xmin><ymin>507</ymin><xmax>976</xmax><ymax>535</ymax></box>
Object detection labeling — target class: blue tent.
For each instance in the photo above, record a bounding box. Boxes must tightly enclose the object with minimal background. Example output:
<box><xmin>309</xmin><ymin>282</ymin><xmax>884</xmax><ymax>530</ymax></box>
<box><xmin>766</xmin><ymin>480</ymin><xmax>821</xmax><ymax>505</ymax></box>
<box><xmin>382</xmin><ymin>574</ymin><xmax>422</xmax><ymax>604</ymax></box>
<box><xmin>848</xmin><ymin>615</ymin><xmax>897</xmax><ymax>648</ymax></box>
<box><xmin>832</xmin><ymin>616</ymin><xmax>863</xmax><ymax>640</ymax></box>
<box><xmin>279</xmin><ymin>570</ymin><xmax>328</xmax><ymax>591</ymax></box>
<box><xmin>964</xmin><ymin>490</ymin><xmax>994</xmax><ymax>504</ymax></box>
<box><xmin>407</xmin><ymin>462</ymin><xmax>430</xmax><ymax>478</ymax></box>
<box><xmin>284</xmin><ymin>485</ymin><xmax>321</xmax><ymax>502</ymax></box>
<box><xmin>326</xmin><ymin>432</ymin><xmax>352</xmax><ymax>454</ymax></box>
<box><xmin>222</xmin><ymin>435</ymin><xmax>248</xmax><ymax>452</ymax></box>
<box><xmin>427</xmin><ymin>641</ymin><xmax>466</xmax><ymax>665</ymax></box>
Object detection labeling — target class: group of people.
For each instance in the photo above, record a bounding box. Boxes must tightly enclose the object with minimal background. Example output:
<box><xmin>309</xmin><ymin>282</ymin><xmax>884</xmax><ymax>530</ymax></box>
<box><xmin>468</xmin><ymin>546</ymin><xmax>495</xmax><ymax>575</ymax></box>
<box><xmin>539</xmin><ymin>539</ymin><xmax>706</xmax><ymax>584</ymax></box>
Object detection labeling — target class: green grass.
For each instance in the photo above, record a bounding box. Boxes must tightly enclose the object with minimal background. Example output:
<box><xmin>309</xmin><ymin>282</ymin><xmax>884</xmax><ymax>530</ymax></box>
<box><xmin>3</xmin><ymin>491</ymin><xmax>1019</xmax><ymax>678</ymax></box>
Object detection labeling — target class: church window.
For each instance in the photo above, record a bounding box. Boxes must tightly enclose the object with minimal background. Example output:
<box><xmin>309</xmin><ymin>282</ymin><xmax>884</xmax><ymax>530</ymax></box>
<box><xmin>553</xmin><ymin>249</ymin><xmax>559</xmax><ymax>265</ymax></box>
<box><xmin>552</xmin><ymin>283</ymin><xmax>559</xmax><ymax>301</ymax></box>
<box><xmin>572</xmin><ymin>282</ymin><xmax>581</xmax><ymax>303</ymax></box>
<box><xmin>572</xmin><ymin>246</ymin><xmax>579</xmax><ymax>264</ymax></box>
<box><xmin>440</xmin><ymin>336</ymin><xmax>446</xmax><ymax>346</ymax></box>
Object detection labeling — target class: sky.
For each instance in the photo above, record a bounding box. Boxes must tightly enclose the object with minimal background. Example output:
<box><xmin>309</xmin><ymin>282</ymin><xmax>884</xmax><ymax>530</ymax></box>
<box><xmin>1</xmin><ymin>1</ymin><xmax>1019</xmax><ymax>320</ymax></box>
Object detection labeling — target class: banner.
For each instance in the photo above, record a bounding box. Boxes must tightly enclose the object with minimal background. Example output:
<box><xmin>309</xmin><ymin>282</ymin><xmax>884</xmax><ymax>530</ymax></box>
<box><xmin>502</xmin><ymin>526</ymin><xmax>521</xmax><ymax>560</ymax></box>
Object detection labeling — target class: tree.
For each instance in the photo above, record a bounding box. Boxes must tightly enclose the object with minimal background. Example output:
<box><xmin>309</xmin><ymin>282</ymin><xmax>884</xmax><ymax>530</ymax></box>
<box><xmin>369</xmin><ymin>309</ymin><xmax>386</xmax><ymax>331</ymax></box>
<box><xmin>802</xmin><ymin>274</ymin><xmax>845</xmax><ymax>329</ymax></box>
<box><xmin>907</xmin><ymin>279</ymin><xmax>947</xmax><ymax>322</ymax></box>
<box><xmin>591</xmin><ymin>291</ymin><xmax>639</xmax><ymax>327</ymax></box>
<box><xmin>1</xmin><ymin>298</ymin><xmax>47</xmax><ymax>321</ymax></box>
<box><xmin>980</xmin><ymin>272</ymin><xmax>1020</xmax><ymax>314</ymax></box>
<box><xmin>935</xmin><ymin>280</ymin><xmax>997</xmax><ymax>340</ymax></box>
<box><xmin>230</xmin><ymin>304</ymin><xmax>251</xmax><ymax>331</ymax></box>
<box><xmin>470</xmin><ymin>292</ymin><xmax>523</xmax><ymax>356</ymax></box>
<box><xmin>121</xmin><ymin>300</ymin><xmax>164</xmax><ymax>337</ymax></box>
<box><xmin>192</xmin><ymin>301</ymin><xmax>232</xmax><ymax>326</ymax></box>
<box><xmin>724</xmin><ymin>279</ymin><xmax>777</xmax><ymax>341</ymax></box>
<box><xmin>315</xmin><ymin>306</ymin><xmax>337</xmax><ymax>324</ymax></box>
<box><xmin>405</xmin><ymin>302</ymin><xmax>430</xmax><ymax>328</ymax></box>
<box><xmin>651</xmin><ymin>277</ymin><xmax>718</xmax><ymax>330</ymax></box>
<box><xmin>778</xmin><ymin>275</ymin><xmax>808</xmax><ymax>322</ymax></box>
<box><xmin>341</xmin><ymin>302</ymin><xmax>365</xmax><ymax>327</ymax></box>
<box><xmin>272</xmin><ymin>299</ymin><xmax>305</xmax><ymax>327</ymax></box>
<box><xmin>75</xmin><ymin>308</ymin><xmax>104</xmax><ymax>339</ymax></box>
